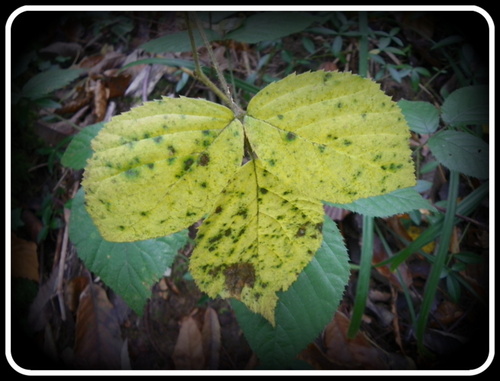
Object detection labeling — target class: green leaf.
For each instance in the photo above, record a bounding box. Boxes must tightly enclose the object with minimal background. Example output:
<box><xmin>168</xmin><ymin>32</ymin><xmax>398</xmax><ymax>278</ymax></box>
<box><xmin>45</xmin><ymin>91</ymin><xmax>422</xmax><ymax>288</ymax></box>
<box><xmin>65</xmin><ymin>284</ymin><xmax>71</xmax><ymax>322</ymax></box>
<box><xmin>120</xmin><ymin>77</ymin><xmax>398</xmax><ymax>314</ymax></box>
<box><xmin>398</xmin><ymin>99</ymin><xmax>439</xmax><ymax>134</ymax></box>
<box><xmin>69</xmin><ymin>188</ymin><xmax>189</xmax><ymax>314</ymax></box>
<box><xmin>427</xmin><ymin>130</ymin><xmax>489</xmax><ymax>179</ymax></box>
<box><xmin>61</xmin><ymin>123</ymin><xmax>104</xmax><ymax>170</ymax></box>
<box><xmin>327</xmin><ymin>186</ymin><xmax>436</xmax><ymax>217</ymax></box>
<box><xmin>225</xmin><ymin>12</ymin><xmax>315</xmax><ymax>44</ymax></box>
<box><xmin>230</xmin><ymin>215</ymin><xmax>350</xmax><ymax>369</ymax></box>
<box><xmin>441</xmin><ymin>85</ymin><xmax>489</xmax><ymax>127</ymax></box>
<box><xmin>141</xmin><ymin>29</ymin><xmax>220</xmax><ymax>53</ymax></box>
<box><xmin>21</xmin><ymin>68</ymin><xmax>85</xmax><ymax>100</ymax></box>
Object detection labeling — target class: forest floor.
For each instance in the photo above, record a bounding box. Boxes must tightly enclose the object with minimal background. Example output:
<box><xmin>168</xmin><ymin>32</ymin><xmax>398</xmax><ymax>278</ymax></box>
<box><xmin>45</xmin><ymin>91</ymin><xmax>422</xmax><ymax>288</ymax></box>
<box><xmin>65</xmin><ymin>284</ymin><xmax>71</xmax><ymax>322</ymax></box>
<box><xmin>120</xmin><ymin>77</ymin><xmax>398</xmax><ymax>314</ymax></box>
<box><xmin>8</xmin><ymin>9</ymin><xmax>491</xmax><ymax>373</ymax></box>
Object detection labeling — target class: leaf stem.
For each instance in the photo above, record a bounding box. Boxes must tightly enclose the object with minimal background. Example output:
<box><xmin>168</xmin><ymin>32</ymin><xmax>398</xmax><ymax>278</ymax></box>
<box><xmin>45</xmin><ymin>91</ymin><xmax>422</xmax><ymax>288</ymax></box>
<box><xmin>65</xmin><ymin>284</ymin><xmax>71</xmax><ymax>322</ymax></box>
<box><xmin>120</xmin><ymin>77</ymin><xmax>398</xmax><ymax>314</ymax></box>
<box><xmin>186</xmin><ymin>12</ymin><xmax>245</xmax><ymax>118</ymax></box>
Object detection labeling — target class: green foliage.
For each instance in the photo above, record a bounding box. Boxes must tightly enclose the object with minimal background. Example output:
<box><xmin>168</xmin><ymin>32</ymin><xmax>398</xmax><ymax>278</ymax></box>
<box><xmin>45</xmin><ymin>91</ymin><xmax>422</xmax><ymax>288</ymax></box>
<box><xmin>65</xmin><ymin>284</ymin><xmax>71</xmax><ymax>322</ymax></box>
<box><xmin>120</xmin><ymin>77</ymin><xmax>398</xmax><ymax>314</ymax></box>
<box><xmin>398</xmin><ymin>100</ymin><xmax>440</xmax><ymax>135</ymax></box>
<box><xmin>400</xmin><ymin>85</ymin><xmax>489</xmax><ymax>180</ymax></box>
<box><xmin>428</xmin><ymin>130</ymin><xmax>489</xmax><ymax>179</ymax></box>
<box><xmin>326</xmin><ymin>187</ymin><xmax>436</xmax><ymax>217</ymax></box>
<box><xmin>441</xmin><ymin>85</ymin><xmax>489</xmax><ymax>126</ymax></box>
<box><xmin>141</xmin><ymin>12</ymin><xmax>315</xmax><ymax>53</ymax></box>
<box><xmin>231</xmin><ymin>215</ymin><xmax>349</xmax><ymax>369</ymax></box>
<box><xmin>18</xmin><ymin>68</ymin><xmax>85</xmax><ymax>102</ymax></box>
<box><xmin>61</xmin><ymin>123</ymin><xmax>104</xmax><ymax>170</ymax></box>
<box><xmin>46</xmin><ymin>10</ymin><xmax>488</xmax><ymax>367</ymax></box>
<box><xmin>69</xmin><ymin>188</ymin><xmax>189</xmax><ymax>314</ymax></box>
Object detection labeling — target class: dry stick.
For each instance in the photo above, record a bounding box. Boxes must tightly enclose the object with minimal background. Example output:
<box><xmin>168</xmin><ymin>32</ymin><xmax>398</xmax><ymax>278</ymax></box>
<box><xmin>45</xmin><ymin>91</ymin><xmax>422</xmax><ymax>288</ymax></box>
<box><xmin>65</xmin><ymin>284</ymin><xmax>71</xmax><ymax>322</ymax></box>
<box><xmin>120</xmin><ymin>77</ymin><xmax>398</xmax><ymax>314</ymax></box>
<box><xmin>55</xmin><ymin>181</ymin><xmax>80</xmax><ymax>321</ymax></box>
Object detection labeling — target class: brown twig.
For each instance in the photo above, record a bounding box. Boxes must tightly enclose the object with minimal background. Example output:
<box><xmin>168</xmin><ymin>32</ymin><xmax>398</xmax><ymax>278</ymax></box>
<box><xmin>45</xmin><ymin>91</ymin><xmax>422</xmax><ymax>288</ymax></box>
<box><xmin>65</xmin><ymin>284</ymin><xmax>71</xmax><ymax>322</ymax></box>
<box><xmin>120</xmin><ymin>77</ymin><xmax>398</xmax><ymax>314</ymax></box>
<box><xmin>433</xmin><ymin>205</ymin><xmax>488</xmax><ymax>229</ymax></box>
<box><xmin>55</xmin><ymin>181</ymin><xmax>80</xmax><ymax>321</ymax></box>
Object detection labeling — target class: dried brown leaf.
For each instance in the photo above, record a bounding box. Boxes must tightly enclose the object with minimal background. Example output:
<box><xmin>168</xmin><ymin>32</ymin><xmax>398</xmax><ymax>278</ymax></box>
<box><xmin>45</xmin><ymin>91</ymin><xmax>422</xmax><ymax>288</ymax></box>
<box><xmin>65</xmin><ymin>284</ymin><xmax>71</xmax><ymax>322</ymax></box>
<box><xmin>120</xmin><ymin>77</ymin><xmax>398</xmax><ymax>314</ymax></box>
<box><xmin>64</xmin><ymin>276</ymin><xmax>89</xmax><ymax>312</ymax></box>
<box><xmin>323</xmin><ymin>312</ymin><xmax>415</xmax><ymax>370</ymax></box>
<box><xmin>11</xmin><ymin>233</ymin><xmax>39</xmax><ymax>282</ymax></box>
<box><xmin>172</xmin><ymin>316</ymin><xmax>205</xmax><ymax>370</ymax></box>
<box><xmin>323</xmin><ymin>311</ymin><xmax>389</xmax><ymax>370</ymax></box>
<box><xmin>73</xmin><ymin>282</ymin><xmax>124</xmax><ymax>369</ymax></box>
<box><xmin>201</xmin><ymin>307</ymin><xmax>221</xmax><ymax>370</ymax></box>
<box><xmin>93</xmin><ymin>79</ymin><xmax>109</xmax><ymax>121</ymax></box>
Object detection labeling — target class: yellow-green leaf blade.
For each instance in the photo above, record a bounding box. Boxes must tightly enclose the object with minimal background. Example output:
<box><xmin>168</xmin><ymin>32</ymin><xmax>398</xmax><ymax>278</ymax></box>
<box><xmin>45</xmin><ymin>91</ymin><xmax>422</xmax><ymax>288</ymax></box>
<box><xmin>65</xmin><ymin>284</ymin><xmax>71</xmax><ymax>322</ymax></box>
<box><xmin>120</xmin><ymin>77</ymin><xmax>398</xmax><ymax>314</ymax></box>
<box><xmin>83</xmin><ymin>97</ymin><xmax>244</xmax><ymax>242</ymax></box>
<box><xmin>189</xmin><ymin>159</ymin><xmax>324</xmax><ymax>325</ymax></box>
<box><xmin>245</xmin><ymin>71</ymin><xmax>416</xmax><ymax>204</ymax></box>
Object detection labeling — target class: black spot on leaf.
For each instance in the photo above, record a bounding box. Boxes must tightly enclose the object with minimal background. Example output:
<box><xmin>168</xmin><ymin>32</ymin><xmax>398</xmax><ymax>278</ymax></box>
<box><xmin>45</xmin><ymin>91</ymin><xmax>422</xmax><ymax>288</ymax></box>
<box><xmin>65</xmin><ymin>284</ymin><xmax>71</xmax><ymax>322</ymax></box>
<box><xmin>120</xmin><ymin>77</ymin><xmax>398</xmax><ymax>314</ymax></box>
<box><xmin>296</xmin><ymin>226</ymin><xmax>307</xmax><ymax>237</ymax></box>
<box><xmin>183</xmin><ymin>158</ymin><xmax>194</xmax><ymax>171</ymax></box>
<box><xmin>198</xmin><ymin>153</ymin><xmax>210</xmax><ymax>166</ymax></box>
<box><xmin>286</xmin><ymin>132</ymin><xmax>297</xmax><ymax>141</ymax></box>
<box><xmin>125</xmin><ymin>168</ymin><xmax>140</xmax><ymax>178</ymax></box>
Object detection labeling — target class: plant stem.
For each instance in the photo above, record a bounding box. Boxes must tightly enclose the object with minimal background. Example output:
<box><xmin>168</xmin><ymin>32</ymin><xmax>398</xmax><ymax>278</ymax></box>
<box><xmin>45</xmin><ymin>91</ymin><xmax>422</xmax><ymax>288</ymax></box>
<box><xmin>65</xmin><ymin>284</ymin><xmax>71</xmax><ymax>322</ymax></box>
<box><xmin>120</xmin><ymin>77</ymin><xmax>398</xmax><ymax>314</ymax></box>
<box><xmin>348</xmin><ymin>214</ymin><xmax>374</xmax><ymax>338</ymax></box>
<box><xmin>358</xmin><ymin>11</ymin><xmax>369</xmax><ymax>77</ymax></box>
<box><xmin>185</xmin><ymin>12</ymin><xmax>244</xmax><ymax>118</ymax></box>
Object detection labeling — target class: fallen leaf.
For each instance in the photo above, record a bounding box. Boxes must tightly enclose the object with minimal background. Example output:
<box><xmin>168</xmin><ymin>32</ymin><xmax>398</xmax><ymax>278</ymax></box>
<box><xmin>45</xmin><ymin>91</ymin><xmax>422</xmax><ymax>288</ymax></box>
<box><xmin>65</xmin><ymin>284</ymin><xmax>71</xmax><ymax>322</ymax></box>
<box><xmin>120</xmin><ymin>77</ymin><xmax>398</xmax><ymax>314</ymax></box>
<box><xmin>201</xmin><ymin>307</ymin><xmax>221</xmax><ymax>370</ymax></box>
<box><xmin>172</xmin><ymin>316</ymin><xmax>205</xmax><ymax>370</ymax></box>
<box><xmin>64</xmin><ymin>276</ymin><xmax>89</xmax><ymax>312</ymax></box>
<box><xmin>323</xmin><ymin>311</ymin><xmax>414</xmax><ymax>370</ymax></box>
<box><xmin>11</xmin><ymin>233</ymin><xmax>39</xmax><ymax>282</ymax></box>
<box><xmin>73</xmin><ymin>282</ymin><xmax>124</xmax><ymax>369</ymax></box>
<box><xmin>93</xmin><ymin>79</ymin><xmax>110</xmax><ymax>121</ymax></box>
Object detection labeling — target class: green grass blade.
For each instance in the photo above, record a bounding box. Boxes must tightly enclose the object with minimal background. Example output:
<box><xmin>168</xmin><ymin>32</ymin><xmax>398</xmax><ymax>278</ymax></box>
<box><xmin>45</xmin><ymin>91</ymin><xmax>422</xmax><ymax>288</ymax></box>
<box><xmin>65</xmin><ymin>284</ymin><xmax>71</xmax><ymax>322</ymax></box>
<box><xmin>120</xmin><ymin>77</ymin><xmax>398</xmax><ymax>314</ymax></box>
<box><xmin>415</xmin><ymin>170</ymin><xmax>460</xmax><ymax>352</ymax></box>
<box><xmin>374</xmin><ymin>222</ymin><xmax>417</xmax><ymax>324</ymax></box>
<box><xmin>348</xmin><ymin>215</ymin><xmax>374</xmax><ymax>338</ymax></box>
<box><xmin>384</xmin><ymin>181</ymin><xmax>488</xmax><ymax>270</ymax></box>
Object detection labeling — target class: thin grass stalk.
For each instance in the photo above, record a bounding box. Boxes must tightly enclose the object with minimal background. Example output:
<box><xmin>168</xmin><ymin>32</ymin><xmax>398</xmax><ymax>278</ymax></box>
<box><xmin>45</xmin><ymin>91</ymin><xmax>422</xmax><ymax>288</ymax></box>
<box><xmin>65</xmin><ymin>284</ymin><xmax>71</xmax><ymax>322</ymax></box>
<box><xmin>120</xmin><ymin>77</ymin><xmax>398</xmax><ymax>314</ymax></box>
<box><xmin>348</xmin><ymin>214</ymin><xmax>374</xmax><ymax>338</ymax></box>
<box><xmin>377</xmin><ymin>181</ymin><xmax>488</xmax><ymax>270</ymax></box>
<box><xmin>415</xmin><ymin>170</ymin><xmax>460</xmax><ymax>352</ymax></box>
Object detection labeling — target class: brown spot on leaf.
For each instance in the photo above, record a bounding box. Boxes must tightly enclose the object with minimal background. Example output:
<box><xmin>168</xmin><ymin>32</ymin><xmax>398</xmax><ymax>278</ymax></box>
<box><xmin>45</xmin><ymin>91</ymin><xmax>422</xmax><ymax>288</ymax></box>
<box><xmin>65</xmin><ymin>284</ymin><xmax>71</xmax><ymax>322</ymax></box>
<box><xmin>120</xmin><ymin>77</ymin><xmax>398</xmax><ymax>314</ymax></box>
<box><xmin>224</xmin><ymin>263</ymin><xmax>255</xmax><ymax>296</ymax></box>
<box><xmin>198</xmin><ymin>153</ymin><xmax>210</xmax><ymax>166</ymax></box>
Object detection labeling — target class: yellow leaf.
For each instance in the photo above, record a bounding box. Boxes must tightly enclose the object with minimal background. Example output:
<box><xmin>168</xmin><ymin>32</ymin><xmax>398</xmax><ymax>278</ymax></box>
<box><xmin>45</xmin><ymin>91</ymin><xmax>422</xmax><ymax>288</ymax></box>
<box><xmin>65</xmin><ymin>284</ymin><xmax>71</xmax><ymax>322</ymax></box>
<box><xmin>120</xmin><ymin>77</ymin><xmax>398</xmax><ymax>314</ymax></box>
<box><xmin>189</xmin><ymin>159</ymin><xmax>324</xmax><ymax>325</ymax></box>
<box><xmin>245</xmin><ymin>71</ymin><xmax>415</xmax><ymax>204</ymax></box>
<box><xmin>83</xmin><ymin>97</ymin><xmax>244</xmax><ymax>241</ymax></box>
